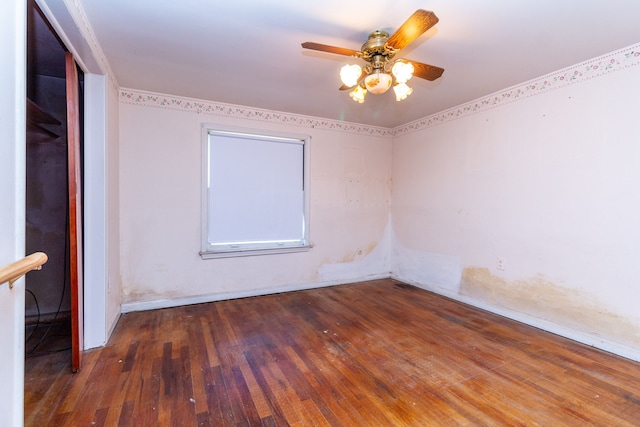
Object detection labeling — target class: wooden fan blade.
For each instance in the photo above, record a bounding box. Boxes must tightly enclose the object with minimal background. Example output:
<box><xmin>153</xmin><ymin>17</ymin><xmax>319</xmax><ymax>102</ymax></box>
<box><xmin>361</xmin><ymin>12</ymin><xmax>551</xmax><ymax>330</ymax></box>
<box><xmin>386</xmin><ymin>10</ymin><xmax>439</xmax><ymax>51</ymax></box>
<box><xmin>301</xmin><ymin>42</ymin><xmax>360</xmax><ymax>57</ymax></box>
<box><xmin>408</xmin><ymin>61</ymin><xmax>444</xmax><ymax>81</ymax></box>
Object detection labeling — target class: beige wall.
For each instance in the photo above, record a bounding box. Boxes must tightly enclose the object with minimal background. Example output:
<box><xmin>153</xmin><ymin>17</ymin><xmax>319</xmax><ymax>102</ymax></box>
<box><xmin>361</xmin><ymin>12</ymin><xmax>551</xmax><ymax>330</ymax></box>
<box><xmin>118</xmin><ymin>94</ymin><xmax>392</xmax><ymax>310</ymax></box>
<box><xmin>392</xmin><ymin>60</ymin><xmax>640</xmax><ymax>358</ymax></box>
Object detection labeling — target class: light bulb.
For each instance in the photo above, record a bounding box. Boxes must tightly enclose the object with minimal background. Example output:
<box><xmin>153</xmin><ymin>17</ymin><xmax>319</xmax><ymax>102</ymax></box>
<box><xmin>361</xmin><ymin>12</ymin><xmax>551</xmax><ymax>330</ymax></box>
<box><xmin>393</xmin><ymin>82</ymin><xmax>413</xmax><ymax>101</ymax></box>
<box><xmin>349</xmin><ymin>85</ymin><xmax>367</xmax><ymax>103</ymax></box>
<box><xmin>340</xmin><ymin>64</ymin><xmax>362</xmax><ymax>88</ymax></box>
<box><xmin>392</xmin><ymin>61</ymin><xmax>414</xmax><ymax>84</ymax></box>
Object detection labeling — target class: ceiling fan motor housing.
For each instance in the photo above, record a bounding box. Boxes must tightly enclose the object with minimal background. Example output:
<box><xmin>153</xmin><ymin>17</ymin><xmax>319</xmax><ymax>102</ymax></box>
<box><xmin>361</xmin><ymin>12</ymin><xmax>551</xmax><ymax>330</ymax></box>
<box><xmin>361</xmin><ymin>30</ymin><xmax>397</xmax><ymax>69</ymax></box>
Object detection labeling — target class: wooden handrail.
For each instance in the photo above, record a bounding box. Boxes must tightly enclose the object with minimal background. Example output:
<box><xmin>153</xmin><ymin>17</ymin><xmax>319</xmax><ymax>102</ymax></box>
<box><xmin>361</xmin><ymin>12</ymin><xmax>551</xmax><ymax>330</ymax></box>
<box><xmin>0</xmin><ymin>252</ymin><xmax>48</xmax><ymax>289</ymax></box>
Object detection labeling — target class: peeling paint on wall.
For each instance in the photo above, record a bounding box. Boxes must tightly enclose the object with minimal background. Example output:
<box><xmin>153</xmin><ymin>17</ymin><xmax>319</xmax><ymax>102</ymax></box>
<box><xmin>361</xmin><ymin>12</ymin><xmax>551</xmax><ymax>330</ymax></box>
<box><xmin>460</xmin><ymin>267</ymin><xmax>640</xmax><ymax>347</ymax></box>
<box><xmin>317</xmin><ymin>221</ymin><xmax>392</xmax><ymax>282</ymax></box>
<box><xmin>337</xmin><ymin>241</ymin><xmax>378</xmax><ymax>264</ymax></box>
<box><xmin>317</xmin><ymin>242</ymin><xmax>389</xmax><ymax>281</ymax></box>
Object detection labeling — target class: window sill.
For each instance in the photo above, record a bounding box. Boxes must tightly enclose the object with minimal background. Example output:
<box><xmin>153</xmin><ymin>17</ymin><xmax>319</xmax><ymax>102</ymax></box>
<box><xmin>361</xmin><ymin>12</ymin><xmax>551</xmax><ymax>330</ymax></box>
<box><xmin>199</xmin><ymin>245</ymin><xmax>312</xmax><ymax>259</ymax></box>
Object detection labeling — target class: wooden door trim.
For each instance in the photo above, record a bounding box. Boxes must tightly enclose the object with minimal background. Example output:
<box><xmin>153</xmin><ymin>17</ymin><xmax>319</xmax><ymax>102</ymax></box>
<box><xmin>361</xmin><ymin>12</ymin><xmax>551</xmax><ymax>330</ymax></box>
<box><xmin>65</xmin><ymin>52</ymin><xmax>84</xmax><ymax>372</ymax></box>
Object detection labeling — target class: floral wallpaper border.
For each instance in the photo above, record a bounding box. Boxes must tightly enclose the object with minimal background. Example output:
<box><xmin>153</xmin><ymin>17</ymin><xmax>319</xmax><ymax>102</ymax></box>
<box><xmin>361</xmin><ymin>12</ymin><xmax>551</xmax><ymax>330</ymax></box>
<box><xmin>394</xmin><ymin>43</ymin><xmax>640</xmax><ymax>136</ymax></box>
<box><xmin>120</xmin><ymin>43</ymin><xmax>640</xmax><ymax>137</ymax></box>
<box><xmin>119</xmin><ymin>90</ymin><xmax>394</xmax><ymax>138</ymax></box>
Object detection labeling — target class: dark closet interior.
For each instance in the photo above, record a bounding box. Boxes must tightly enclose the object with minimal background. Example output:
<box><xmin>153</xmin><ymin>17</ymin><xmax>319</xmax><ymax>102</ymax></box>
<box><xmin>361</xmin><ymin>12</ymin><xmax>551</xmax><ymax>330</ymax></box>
<box><xmin>25</xmin><ymin>1</ymin><xmax>83</xmax><ymax>357</ymax></box>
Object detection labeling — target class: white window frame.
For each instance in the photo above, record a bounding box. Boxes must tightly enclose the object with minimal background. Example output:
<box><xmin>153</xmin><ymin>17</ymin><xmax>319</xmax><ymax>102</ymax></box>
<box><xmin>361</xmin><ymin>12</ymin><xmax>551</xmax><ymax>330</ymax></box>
<box><xmin>200</xmin><ymin>123</ymin><xmax>311</xmax><ymax>259</ymax></box>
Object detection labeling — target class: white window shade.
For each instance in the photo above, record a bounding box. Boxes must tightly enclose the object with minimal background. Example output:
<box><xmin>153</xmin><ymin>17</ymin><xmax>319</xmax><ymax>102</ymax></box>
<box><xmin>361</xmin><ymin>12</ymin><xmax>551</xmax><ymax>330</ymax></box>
<box><xmin>201</xmin><ymin>126</ymin><xmax>310</xmax><ymax>258</ymax></box>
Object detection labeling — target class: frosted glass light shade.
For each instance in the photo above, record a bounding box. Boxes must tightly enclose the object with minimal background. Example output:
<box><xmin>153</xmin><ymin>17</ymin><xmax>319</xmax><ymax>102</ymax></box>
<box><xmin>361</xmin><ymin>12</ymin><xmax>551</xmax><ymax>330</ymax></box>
<box><xmin>340</xmin><ymin>64</ymin><xmax>362</xmax><ymax>87</ymax></box>
<box><xmin>392</xmin><ymin>61</ymin><xmax>414</xmax><ymax>83</ymax></box>
<box><xmin>349</xmin><ymin>85</ymin><xmax>367</xmax><ymax>103</ymax></box>
<box><xmin>393</xmin><ymin>82</ymin><xmax>413</xmax><ymax>101</ymax></box>
<box><xmin>364</xmin><ymin>71</ymin><xmax>392</xmax><ymax>94</ymax></box>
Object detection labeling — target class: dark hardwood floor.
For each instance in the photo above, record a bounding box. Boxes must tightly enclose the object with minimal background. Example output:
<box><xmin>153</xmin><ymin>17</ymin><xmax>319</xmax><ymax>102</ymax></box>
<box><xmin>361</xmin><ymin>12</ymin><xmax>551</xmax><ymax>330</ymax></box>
<box><xmin>25</xmin><ymin>279</ymin><xmax>640</xmax><ymax>426</ymax></box>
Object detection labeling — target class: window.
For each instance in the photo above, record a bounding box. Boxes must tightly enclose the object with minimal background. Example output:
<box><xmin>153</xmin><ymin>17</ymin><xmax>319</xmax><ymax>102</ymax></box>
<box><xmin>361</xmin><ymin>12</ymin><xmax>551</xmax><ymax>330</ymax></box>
<box><xmin>201</xmin><ymin>124</ymin><xmax>310</xmax><ymax>258</ymax></box>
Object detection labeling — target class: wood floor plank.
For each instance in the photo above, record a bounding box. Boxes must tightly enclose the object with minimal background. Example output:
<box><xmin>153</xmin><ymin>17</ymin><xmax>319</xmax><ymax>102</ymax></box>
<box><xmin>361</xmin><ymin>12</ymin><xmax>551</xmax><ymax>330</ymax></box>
<box><xmin>24</xmin><ymin>350</ymin><xmax>71</xmax><ymax>425</ymax></box>
<box><xmin>202</xmin><ymin>365</ymin><xmax>227</xmax><ymax>427</ymax></box>
<box><xmin>93</xmin><ymin>406</ymin><xmax>109</xmax><ymax>427</ymax></box>
<box><xmin>292</xmin><ymin>342</ymin><xmax>396</xmax><ymax>426</ymax></box>
<box><xmin>256</xmin><ymin>352</ymin><xmax>307</xmax><ymax>425</ymax></box>
<box><xmin>187</xmin><ymin>308</ymin><xmax>213</xmax><ymax>415</ymax></box>
<box><xmin>117</xmin><ymin>400</ymin><xmax>135</xmax><ymax>426</ymax></box>
<box><xmin>235</xmin><ymin>354</ymin><xmax>273</xmax><ymax>420</ymax></box>
<box><xmin>243</xmin><ymin>348</ymin><xmax>291</xmax><ymax>426</ymax></box>
<box><xmin>25</xmin><ymin>279</ymin><xmax>640</xmax><ymax>426</ymax></box>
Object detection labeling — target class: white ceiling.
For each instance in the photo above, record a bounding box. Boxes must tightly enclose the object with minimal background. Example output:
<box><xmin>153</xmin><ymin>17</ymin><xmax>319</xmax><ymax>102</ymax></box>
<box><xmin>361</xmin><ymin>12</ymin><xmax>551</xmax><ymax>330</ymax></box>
<box><xmin>78</xmin><ymin>0</ymin><xmax>640</xmax><ymax>128</ymax></box>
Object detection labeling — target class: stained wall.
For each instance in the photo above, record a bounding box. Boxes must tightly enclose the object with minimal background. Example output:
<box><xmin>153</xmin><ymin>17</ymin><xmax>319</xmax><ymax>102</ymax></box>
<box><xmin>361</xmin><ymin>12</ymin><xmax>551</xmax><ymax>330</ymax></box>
<box><xmin>118</xmin><ymin>92</ymin><xmax>393</xmax><ymax>310</ymax></box>
<box><xmin>392</xmin><ymin>48</ymin><xmax>640</xmax><ymax>358</ymax></box>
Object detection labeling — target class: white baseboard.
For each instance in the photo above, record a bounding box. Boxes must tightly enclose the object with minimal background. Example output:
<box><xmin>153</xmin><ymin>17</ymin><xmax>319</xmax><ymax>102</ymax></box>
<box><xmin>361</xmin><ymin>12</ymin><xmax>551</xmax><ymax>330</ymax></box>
<box><xmin>391</xmin><ymin>273</ymin><xmax>640</xmax><ymax>363</ymax></box>
<box><xmin>120</xmin><ymin>273</ymin><xmax>391</xmax><ymax>314</ymax></box>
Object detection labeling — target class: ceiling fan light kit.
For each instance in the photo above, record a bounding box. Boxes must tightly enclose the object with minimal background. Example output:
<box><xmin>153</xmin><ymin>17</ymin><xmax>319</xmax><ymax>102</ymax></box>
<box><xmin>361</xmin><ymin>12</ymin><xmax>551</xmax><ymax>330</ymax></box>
<box><xmin>302</xmin><ymin>9</ymin><xmax>444</xmax><ymax>104</ymax></box>
<box><xmin>393</xmin><ymin>82</ymin><xmax>413</xmax><ymax>101</ymax></box>
<box><xmin>340</xmin><ymin>64</ymin><xmax>362</xmax><ymax>88</ymax></box>
<box><xmin>349</xmin><ymin>85</ymin><xmax>367</xmax><ymax>103</ymax></box>
<box><xmin>364</xmin><ymin>70</ymin><xmax>393</xmax><ymax>94</ymax></box>
<box><xmin>392</xmin><ymin>60</ymin><xmax>414</xmax><ymax>84</ymax></box>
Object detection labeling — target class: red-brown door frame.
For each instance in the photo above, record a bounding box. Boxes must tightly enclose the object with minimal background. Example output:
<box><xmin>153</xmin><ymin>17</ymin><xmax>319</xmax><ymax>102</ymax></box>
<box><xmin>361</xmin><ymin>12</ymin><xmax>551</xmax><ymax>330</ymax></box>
<box><xmin>65</xmin><ymin>52</ymin><xmax>84</xmax><ymax>372</ymax></box>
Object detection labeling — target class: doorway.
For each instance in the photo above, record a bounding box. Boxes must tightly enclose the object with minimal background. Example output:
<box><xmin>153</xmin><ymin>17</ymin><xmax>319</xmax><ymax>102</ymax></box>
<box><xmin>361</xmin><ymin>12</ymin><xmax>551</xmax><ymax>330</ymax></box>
<box><xmin>25</xmin><ymin>0</ymin><xmax>84</xmax><ymax>370</ymax></box>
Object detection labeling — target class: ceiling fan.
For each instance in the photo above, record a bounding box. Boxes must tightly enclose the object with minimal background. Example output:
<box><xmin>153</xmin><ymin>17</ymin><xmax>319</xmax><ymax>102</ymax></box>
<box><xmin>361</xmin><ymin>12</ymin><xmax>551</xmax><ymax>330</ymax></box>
<box><xmin>301</xmin><ymin>9</ymin><xmax>444</xmax><ymax>103</ymax></box>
